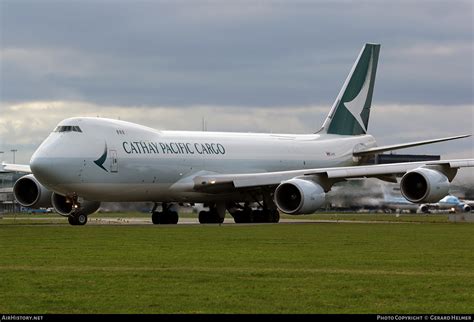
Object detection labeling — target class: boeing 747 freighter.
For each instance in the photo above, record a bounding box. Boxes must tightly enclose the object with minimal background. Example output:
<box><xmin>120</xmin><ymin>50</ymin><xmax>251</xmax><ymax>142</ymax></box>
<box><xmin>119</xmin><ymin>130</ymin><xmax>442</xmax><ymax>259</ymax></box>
<box><xmin>4</xmin><ymin>43</ymin><xmax>472</xmax><ymax>225</ymax></box>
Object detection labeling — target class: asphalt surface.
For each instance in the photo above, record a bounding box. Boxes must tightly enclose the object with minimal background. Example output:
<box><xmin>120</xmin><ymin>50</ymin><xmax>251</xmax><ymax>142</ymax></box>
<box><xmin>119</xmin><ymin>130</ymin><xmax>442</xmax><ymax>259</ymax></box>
<box><xmin>1</xmin><ymin>215</ymin><xmax>414</xmax><ymax>225</ymax></box>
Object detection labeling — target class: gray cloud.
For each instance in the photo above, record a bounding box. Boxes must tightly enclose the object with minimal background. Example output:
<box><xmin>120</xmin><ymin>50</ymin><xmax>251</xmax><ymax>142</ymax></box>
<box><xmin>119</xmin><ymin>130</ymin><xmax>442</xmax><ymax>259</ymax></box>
<box><xmin>1</xmin><ymin>1</ymin><xmax>472</xmax><ymax>106</ymax></box>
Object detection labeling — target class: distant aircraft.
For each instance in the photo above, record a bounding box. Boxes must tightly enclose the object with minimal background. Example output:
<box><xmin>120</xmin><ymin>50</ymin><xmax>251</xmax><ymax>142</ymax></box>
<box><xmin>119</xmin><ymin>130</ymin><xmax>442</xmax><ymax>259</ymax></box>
<box><xmin>3</xmin><ymin>43</ymin><xmax>473</xmax><ymax>225</ymax></box>
<box><xmin>424</xmin><ymin>195</ymin><xmax>472</xmax><ymax>213</ymax></box>
<box><xmin>380</xmin><ymin>185</ymin><xmax>472</xmax><ymax>214</ymax></box>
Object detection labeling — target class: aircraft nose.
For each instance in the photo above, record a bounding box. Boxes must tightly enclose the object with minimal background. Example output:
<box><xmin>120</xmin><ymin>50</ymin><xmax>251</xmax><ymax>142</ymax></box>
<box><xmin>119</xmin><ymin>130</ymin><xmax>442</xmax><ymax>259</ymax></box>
<box><xmin>30</xmin><ymin>154</ymin><xmax>56</xmax><ymax>184</ymax></box>
<box><xmin>30</xmin><ymin>138</ymin><xmax>71</xmax><ymax>186</ymax></box>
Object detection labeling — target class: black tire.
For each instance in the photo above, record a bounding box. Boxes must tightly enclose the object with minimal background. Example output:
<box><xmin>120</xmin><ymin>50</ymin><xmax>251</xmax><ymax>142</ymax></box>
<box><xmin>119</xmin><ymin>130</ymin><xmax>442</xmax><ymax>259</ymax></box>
<box><xmin>152</xmin><ymin>211</ymin><xmax>179</xmax><ymax>224</ymax></box>
<box><xmin>169</xmin><ymin>211</ymin><xmax>179</xmax><ymax>224</ymax></box>
<box><xmin>68</xmin><ymin>213</ymin><xmax>87</xmax><ymax>226</ymax></box>
<box><xmin>270</xmin><ymin>209</ymin><xmax>280</xmax><ymax>223</ymax></box>
<box><xmin>233</xmin><ymin>210</ymin><xmax>252</xmax><ymax>223</ymax></box>
<box><xmin>253</xmin><ymin>210</ymin><xmax>264</xmax><ymax>223</ymax></box>
<box><xmin>68</xmin><ymin>215</ymin><xmax>77</xmax><ymax>225</ymax></box>
<box><xmin>200</xmin><ymin>210</ymin><xmax>224</xmax><ymax>224</ymax></box>
<box><xmin>232</xmin><ymin>212</ymin><xmax>242</xmax><ymax>223</ymax></box>
<box><xmin>152</xmin><ymin>212</ymin><xmax>161</xmax><ymax>224</ymax></box>
<box><xmin>76</xmin><ymin>213</ymin><xmax>88</xmax><ymax>225</ymax></box>
<box><xmin>199</xmin><ymin>211</ymin><xmax>209</xmax><ymax>224</ymax></box>
<box><xmin>242</xmin><ymin>211</ymin><xmax>253</xmax><ymax>223</ymax></box>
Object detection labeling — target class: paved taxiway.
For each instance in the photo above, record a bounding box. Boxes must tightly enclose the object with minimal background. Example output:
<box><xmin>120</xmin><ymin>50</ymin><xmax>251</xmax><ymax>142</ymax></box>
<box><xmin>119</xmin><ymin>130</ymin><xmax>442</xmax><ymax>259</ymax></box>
<box><xmin>0</xmin><ymin>215</ymin><xmax>421</xmax><ymax>225</ymax></box>
<box><xmin>87</xmin><ymin>217</ymin><xmax>416</xmax><ymax>225</ymax></box>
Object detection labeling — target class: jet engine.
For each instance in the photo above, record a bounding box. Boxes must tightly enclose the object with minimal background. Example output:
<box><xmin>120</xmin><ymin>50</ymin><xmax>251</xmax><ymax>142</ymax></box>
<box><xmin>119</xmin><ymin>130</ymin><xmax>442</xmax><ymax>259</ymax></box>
<box><xmin>274</xmin><ymin>178</ymin><xmax>325</xmax><ymax>214</ymax></box>
<box><xmin>400</xmin><ymin>168</ymin><xmax>450</xmax><ymax>203</ymax></box>
<box><xmin>51</xmin><ymin>192</ymin><xmax>100</xmax><ymax>217</ymax></box>
<box><xmin>13</xmin><ymin>174</ymin><xmax>52</xmax><ymax>208</ymax></box>
<box><xmin>461</xmin><ymin>204</ymin><xmax>472</xmax><ymax>213</ymax></box>
<box><xmin>418</xmin><ymin>204</ymin><xmax>429</xmax><ymax>213</ymax></box>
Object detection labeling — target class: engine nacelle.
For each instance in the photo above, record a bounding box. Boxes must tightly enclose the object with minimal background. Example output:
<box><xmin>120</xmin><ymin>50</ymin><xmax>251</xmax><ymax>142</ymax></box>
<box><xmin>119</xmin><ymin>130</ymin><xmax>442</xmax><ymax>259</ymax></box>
<box><xmin>400</xmin><ymin>168</ymin><xmax>450</xmax><ymax>203</ymax></box>
<box><xmin>462</xmin><ymin>204</ymin><xmax>471</xmax><ymax>213</ymax></box>
<box><xmin>13</xmin><ymin>174</ymin><xmax>53</xmax><ymax>208</ymax></box>
<box><xmin>418</xmin><ymin>204</ymin><xmax>429</xmax><ymax>213</ymax></box>
<box><xmin>274</xmin><ymin>178</ymin><xmax>325</xmax><ymax>214</ymax></box>
<box><xmin>51</xmin><ymin>192</ymin><xmax>100</xmax><ymax>217</ymax></box>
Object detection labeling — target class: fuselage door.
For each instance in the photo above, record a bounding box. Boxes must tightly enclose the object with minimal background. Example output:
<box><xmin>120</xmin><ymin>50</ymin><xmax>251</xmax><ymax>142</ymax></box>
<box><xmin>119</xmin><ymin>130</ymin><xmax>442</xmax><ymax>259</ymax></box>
<box><xmin>110</xmin><ymin>150</ymin><xmax>118</xmax><ymax>173</ymax></box>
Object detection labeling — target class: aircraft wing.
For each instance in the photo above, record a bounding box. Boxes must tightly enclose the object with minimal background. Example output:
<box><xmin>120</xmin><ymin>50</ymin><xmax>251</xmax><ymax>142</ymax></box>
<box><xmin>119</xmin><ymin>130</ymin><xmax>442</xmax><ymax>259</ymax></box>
<box><xmin>192</xmin><ymin>159</ymin><xmax>474</xmax><ymax>193</ymax></box>
<box><xmin>1</xmin><ymin>162</ymin><xmax>31</xmax><ymax>173</ymax></box>
<box><xmin>462</xmin><ymin>200</ymin><xmax>474</xmax><ymax>207</ymax></box>
<box><xmin>353</xmin><ymin>134</ymin><xmax>471</xmax><ymax>156</ymax></box>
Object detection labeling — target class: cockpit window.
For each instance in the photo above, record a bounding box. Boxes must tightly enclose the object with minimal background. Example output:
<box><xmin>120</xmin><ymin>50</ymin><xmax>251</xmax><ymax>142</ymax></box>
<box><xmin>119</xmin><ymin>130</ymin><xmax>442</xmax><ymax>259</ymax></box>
<box><xmin>54</xmin><ymin>126</ymin><xmax>83</xmax><ymax>133</ymax></box>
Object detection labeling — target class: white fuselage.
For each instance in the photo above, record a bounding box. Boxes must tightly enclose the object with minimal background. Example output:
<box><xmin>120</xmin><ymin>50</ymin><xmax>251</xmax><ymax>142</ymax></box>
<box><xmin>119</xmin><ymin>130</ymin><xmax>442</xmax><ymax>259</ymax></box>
<box><xmin>30</xmin><ymin>117</ymin><xmax>377</xmax><ymax>202</ymax></box>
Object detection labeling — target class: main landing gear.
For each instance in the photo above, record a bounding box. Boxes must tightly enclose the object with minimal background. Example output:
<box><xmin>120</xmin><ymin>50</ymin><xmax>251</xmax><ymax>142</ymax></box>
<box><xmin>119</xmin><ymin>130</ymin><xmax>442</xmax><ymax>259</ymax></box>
<box><xmin>230</xmin><ymin>204</ymin><xmax>280</xmax><ymax>223</ymax></box>
<box><xmin>198</xmin><ymin>202</ymin><xmax>226</xmax><ymax>224</ymax></box>
<box><xmin>150</xmin><ymin>193</ymin><xmax>281</xmax><ymax>225</ymax></box>
<box><xmin>229</xmin><ymin>190</ymin><xmax>281</xmax><ymax>223</ymax></box>
<box><xmin>151</xmin><ymin>203</ymin><xmax>179</xmax><ymax>224</ymax></box>
<box><xmin>198</xmin><ymin>202</ymin><xmax>280</xmax><ymax>224</ymax></box>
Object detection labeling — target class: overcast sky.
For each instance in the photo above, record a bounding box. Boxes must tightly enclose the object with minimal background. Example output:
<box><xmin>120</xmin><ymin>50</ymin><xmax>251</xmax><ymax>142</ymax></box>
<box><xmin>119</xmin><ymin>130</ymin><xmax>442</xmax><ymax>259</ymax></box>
<box><xmin>1</xmin><ymin>0</ymin><xmax>473</xmax><ymax>182</ymax></box>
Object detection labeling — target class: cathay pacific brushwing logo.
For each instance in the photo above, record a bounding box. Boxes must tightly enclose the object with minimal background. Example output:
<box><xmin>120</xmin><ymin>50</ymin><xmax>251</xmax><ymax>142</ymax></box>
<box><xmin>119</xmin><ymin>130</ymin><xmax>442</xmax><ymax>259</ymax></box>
<box><xmin>344</xmin><ymin>52</ymin><xmax>373</xmax><ymax>133</ymax></box>
<box><xmin>94</xmin><ymin>143</ymin><xmax>109</xmax><ymax>172</ymax></box>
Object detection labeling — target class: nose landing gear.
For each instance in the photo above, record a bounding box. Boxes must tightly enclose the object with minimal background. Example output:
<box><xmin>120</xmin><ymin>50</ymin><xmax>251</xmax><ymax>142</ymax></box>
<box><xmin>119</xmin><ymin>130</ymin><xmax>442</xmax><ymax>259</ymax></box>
<box><xmin>67</xmin><ymin>194</ymin><xmax>88</xmax><ymax>226</ymax></box>
<box><xmin>68</xmin><ymin>212</ymin><xmax>88</xmax><ymax>225</ymax></box>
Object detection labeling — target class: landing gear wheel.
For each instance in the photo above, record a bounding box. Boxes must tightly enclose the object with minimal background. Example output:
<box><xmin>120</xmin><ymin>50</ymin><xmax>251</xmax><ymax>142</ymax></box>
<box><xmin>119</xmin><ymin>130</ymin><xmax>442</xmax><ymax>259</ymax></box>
<box><xmin>68</xmin><ymin>216</ymin><xmax>77</xmax><ymax>225</ymax></box>
<box><xmin>232</xmin><ymin>212</ymin><xmax>243</xmax><ymax>223</ymax></box>
<box><xmin>152</xmin><ymin>211</ymin><xmax>179</xmax><ymax>224</ymax></box>
<box><xmin>68</xmin><ymin>213</ymin><xmax>88</xmax><ymax>226</ymax></box>
<box><xmin>76</xmin><ymin>213</ymin><xmax>88</xmax><ymax>225</ymax></box>
<box><xmin>270</xmin><ymin>209</ymin><xmax>280</xmax><ymax>223</ymax></box>
<box><xmin>169</xmin><ymin>211</ymin><xmax>179</xmax><ymax>224</ymax></box>
<box><xmin>152</xmin><ymin>212</ymin><xmax>161</xmax><ymax>224</ymax></box>
<box><xmin>199</xmin><ymin>211</ymin><xmax>224</xmax><ymax>224</ymax></box>
<box><xmin>252</xmin><ymin>210</ymin><xmax>262</xmax><ymax>223</ymax></box>
<box><xmin>199</xmin><ymin>211</ymin><xmax>210</xmax><ymax>224</ymax></box>
<box><xmin>232</xmin><ymin>210</ymin><xmax>252</xmax><ymax>223</ymax></box>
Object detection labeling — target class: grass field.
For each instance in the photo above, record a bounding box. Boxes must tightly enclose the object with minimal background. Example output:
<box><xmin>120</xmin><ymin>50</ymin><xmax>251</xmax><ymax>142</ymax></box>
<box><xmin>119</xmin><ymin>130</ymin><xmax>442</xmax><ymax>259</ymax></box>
<box><xmin>0</xmin><ymin>220</ymin><xmax>473</xmax><ymax>313</ymax></box>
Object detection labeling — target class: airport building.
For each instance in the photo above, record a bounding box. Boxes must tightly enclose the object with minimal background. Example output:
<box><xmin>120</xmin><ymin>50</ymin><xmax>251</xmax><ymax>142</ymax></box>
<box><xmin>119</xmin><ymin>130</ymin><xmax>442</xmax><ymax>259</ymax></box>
<box><xmin>0</xmin><ymin>172</ymin><xmax>23</xmax><ymax>213</ymax></box>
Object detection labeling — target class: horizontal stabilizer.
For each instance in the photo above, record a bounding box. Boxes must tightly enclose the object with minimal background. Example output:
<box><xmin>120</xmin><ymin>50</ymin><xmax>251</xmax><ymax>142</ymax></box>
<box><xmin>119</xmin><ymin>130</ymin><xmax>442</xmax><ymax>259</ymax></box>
<box><xmin>353</xmin><ymin>134</ymin><xmax>471</xmax><ymax>156</ymax></box>
<box><xmin>1</xmin><ymin>162</ymin><xmax>31</xmax><ymax>173</ymax></box>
